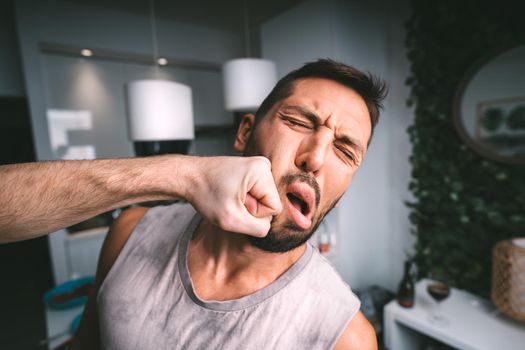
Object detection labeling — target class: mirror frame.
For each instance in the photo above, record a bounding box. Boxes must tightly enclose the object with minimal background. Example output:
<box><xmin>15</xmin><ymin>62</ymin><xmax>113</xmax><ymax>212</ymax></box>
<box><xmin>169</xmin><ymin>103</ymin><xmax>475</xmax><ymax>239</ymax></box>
<box><xmin>453</xmin><ymin>41</ymin><xmax>525</xmax><ymax>165</ymax></box>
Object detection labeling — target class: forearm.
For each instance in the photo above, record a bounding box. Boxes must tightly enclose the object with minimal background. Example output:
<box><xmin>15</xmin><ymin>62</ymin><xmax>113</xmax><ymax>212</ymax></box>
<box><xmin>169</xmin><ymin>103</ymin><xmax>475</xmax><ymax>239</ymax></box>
<box><xmin>0</xmin><ymin>155</ymin><xmax>196</xmax><ymax>243</ymax></box>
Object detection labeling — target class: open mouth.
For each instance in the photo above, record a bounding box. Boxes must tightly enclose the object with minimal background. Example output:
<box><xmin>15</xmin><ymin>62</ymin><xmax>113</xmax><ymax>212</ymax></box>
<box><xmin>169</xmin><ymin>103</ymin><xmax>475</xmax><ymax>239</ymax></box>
<box><xmin>284</xmin><ymin>184</ymin><xmax>315</xmax><ymax>230</ymax></box>
<box><xmin>287</xmin><ymin>192</ymin><xmax>309</xmax><ymax>216</ymax></box>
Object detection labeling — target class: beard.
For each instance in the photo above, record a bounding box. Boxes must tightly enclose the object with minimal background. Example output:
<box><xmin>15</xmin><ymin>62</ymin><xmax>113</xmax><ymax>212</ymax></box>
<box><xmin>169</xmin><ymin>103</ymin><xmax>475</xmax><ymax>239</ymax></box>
<box><xmin>247</xmin><ymin>172</ymin><xmax>325</xmax><ymax>253</ymax></box>
<box><xmin>243</xmin><ymin>133</ymin><xmax>335</xmax><ymax>253</ymax></box>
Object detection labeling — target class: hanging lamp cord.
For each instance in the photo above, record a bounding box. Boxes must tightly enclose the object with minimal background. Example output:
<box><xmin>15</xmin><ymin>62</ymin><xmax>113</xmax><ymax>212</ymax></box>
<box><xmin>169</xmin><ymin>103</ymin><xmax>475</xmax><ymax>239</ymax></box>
<box><xmin>149</xmin><ymin>0</ymin><xmax>160</xmax><ymax>65</ymax></box>
<box><xmin>243</xmin><ymin>0</ymin><xmax>251</xmax><ymax>57</ymax></box>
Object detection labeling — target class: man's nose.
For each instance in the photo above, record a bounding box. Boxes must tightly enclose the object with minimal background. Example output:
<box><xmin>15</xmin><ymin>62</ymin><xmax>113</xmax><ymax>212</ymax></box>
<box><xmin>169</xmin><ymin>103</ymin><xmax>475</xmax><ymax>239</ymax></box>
<box><xmin>295</xmin><ymin>127</ymin><xmax>333</xmax><ymax>175</ymax></box>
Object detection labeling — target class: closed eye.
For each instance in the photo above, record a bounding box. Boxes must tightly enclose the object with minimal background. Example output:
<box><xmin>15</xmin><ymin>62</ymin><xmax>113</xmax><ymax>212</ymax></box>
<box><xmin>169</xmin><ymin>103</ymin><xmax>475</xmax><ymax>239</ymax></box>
<box><xmin>335</xmin><ymin>144</ymin><xmax>357</xmax><ymax>165</ymax></box>
<box><xmin>278</xmin><ymin>114</ymin><xmax>313</xmax><ymax>129</ymax></box>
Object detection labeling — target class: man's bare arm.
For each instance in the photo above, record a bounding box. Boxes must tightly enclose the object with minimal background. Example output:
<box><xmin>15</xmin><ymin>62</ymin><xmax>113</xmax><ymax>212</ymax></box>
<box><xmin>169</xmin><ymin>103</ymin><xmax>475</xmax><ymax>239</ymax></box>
<box><xmin>333</xmin><ymin>311</ymin><xmax>377</xmax><ymax>350</ymax></box>
<box><xmin>0</xmin><ymin>156</ymin><xmax>185</xmax><ymax>242</ymax></box>
<box><xmin>0</xmin><ymin>155</ymin><xmax>282</xmax><ymax>243</ymax></box>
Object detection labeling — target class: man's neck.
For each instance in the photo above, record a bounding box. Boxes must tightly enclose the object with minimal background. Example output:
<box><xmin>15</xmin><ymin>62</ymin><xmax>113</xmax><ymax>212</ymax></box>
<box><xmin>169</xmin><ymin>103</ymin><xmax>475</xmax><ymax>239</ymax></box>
<box><xmin>187</xmin><ymin>219</ymin><xmax>306</xmax><ymax>301</ymax></box>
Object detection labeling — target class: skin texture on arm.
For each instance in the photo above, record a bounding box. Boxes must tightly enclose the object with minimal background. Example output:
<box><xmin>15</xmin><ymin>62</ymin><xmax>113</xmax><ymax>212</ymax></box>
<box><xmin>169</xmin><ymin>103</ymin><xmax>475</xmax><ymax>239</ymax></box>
<box><xmin>0</xmin><ymin>155</ymin><xmax>281</xmax><ymax>243</ymax></box>
<box><xmin>71</xmin><ymin>206</ymin><xmax>149</xmax><ymax>350</ymax></box>
<box><xmin>333</xmin><ymin>311</ymin><xmax>378</xmax><ymax>350</ymax></box>
<box><xmin>0</xmin><ymin>157</ymin><xmax>186</xmax><ymax>242</ymax></box>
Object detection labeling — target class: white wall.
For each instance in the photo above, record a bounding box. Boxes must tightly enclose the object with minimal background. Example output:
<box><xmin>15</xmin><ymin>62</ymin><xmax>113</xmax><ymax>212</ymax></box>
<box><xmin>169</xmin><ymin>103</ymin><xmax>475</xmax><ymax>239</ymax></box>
<box><xmin>15</xmin><ymin>0</ymin><xmax>244</xmax><ymax>161</ymax></box>
<box><xmin>262</xmin><ymin>0</ymin><xmax>414</xmax><ymax>291</ymax></box>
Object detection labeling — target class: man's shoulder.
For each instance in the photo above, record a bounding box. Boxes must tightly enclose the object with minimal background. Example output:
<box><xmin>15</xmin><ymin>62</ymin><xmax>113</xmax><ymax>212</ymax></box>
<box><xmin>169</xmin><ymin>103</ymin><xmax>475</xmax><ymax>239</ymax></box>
<box><xmin>304</xmin><ymin>246</ymin><xmax>358</xmax><ymax>298</ymax></box>
<box><xmin>285</xmin><ymin>245</ymin><xmax>365</xmax><ymax>347</ymax></box>
<box><xmin>110</xmin><ymin>202</ymin><xmax>196</xmax><ymax>246</ymax></box>
<box><xmin>293</xmin><ymin>245</ymin><xmax>361</xmax><ymax>318</ymax></box>
<box><xmin>96</xmin><ymin>206</ymin><xmax>150</xmax><ymax>281</ymax></box>
<box><xmin>333</xmin><ymin>311</ymin><xmax>378</xmax><ymax>350</ymax></box>
<box><xmin>112</xmin><ymin>206</ymin><xmax>150</xmax><ymax>235</ymax></box>
<box><xmin>303</xmin><ymin>250</ymin><xmax>376</xmax><ymax>349</ymax></box>
<box><xmin>123</xmin><ymin>202</ymin><xmax>196</xmax><ymax>232</ymax></box>
<box><xmin>97</xmin><ymin>202</ymin><xmax>194</xmax><ymax>282</ymax></box>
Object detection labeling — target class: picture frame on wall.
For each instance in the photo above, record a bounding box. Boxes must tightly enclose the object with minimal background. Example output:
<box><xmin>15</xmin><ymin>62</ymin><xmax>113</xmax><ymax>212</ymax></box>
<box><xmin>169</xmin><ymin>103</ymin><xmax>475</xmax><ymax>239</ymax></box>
<box><xmin>475</xmin><ymin>95</ymin><xmax>525</xmax><ymax>157</ymax></box>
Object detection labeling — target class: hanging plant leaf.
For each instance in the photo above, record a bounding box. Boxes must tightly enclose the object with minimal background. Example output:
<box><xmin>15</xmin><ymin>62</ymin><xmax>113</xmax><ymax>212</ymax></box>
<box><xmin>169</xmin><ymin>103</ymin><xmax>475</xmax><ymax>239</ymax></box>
<box><xmin>405</xmin><ymin>0</ymin><xmax>525</xmax><ymax>298</ymax></box>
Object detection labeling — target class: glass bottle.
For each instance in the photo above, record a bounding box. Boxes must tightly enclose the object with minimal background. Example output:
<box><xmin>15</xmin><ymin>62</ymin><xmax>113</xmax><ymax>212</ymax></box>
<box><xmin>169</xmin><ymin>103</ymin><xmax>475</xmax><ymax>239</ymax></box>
<box><xmin>397</xmin><ymin>260</ymin><xmax>415</xmax><ymax>308</ymax></box>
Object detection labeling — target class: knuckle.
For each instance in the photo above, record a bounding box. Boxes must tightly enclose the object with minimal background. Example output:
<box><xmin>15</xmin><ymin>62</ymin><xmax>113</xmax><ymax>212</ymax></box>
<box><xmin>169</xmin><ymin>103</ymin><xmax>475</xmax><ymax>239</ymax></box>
<box><xmin>252</xmin><ymin>156</ymin><xmax>270</xmax><ymax>167</ymax></box>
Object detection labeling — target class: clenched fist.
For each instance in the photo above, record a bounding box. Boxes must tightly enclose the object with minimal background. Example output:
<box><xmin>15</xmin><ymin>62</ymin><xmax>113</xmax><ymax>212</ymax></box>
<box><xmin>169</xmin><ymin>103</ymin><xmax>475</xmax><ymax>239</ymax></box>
<box><xmin>185</xmin><ymin>156</ymin><xmax>282</xmax><ymax>237</ymax></box>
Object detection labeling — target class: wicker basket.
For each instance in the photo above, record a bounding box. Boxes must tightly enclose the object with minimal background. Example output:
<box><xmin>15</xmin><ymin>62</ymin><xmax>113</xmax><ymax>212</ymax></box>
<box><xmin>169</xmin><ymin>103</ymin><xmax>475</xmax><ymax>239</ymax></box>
<box><xmin>491</xmin><ymin>238</ymin><xmax>525</xmax><ymax>323</ymax></box>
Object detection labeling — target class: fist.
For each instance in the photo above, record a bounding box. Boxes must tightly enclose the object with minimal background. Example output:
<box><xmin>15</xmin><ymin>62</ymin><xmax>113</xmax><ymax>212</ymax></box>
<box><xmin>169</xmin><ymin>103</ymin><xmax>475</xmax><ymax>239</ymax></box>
<box><xmin>187</xmin><ymin>156</ymin><xmax>282</xmax><ymax>237</ymax></box>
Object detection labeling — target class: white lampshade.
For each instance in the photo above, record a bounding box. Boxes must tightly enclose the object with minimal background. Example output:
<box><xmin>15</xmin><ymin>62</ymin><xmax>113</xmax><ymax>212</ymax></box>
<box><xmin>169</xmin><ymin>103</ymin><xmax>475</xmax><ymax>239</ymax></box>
<box><xmin>126</xmin><ymin>80</ymin><xmax>194</xmax><ymax>141</ymax></box>
<box><xmin>222</xmin><ymin>58</ymin><xmax>277</xmax><ymax>111</ymax></box>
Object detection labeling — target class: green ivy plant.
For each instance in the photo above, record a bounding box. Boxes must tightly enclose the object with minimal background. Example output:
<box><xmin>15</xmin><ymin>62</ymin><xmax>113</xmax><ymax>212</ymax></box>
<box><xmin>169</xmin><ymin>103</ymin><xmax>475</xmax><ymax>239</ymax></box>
<box><xmin>405</xmin><ymin>0</ymin><xmax>525</xmax><ymax>297</ymax></box>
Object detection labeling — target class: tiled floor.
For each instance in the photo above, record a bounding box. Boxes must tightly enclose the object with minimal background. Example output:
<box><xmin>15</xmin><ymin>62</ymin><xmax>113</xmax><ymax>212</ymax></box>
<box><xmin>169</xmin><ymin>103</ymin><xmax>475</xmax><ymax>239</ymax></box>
<box><xmin>0</xmin><ymin>236</ymin><xmax>53</xmax><ymax>350</ymax></box>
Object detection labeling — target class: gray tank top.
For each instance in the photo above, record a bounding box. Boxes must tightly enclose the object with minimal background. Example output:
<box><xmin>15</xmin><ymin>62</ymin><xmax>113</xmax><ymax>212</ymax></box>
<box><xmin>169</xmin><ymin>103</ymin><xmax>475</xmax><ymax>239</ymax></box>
<box><xmin>98</xmin><ymin>203</ymin><xmax>360</xmax><ymax>350</ymax></box>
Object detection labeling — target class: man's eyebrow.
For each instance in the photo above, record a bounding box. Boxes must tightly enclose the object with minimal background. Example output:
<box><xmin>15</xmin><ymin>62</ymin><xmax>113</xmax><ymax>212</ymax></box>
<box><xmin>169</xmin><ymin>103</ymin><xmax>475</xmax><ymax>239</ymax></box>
<box><xmin>281</xmin><ymin>105</ymin><xmax>365</xmax><ymax>158</ymax></box>
<box><xmin>280</xmin><ymin>105</ymin><xmax>322</xmax><ymax>126</ymax></box>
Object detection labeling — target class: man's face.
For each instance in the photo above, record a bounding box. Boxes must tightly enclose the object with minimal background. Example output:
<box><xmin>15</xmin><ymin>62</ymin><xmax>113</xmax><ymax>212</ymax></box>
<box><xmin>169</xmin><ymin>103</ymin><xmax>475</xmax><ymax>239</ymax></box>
<box><xmin>235</xmin><ymin>78</ymin><xmax>372</xmax><ymax>252</ymax></box>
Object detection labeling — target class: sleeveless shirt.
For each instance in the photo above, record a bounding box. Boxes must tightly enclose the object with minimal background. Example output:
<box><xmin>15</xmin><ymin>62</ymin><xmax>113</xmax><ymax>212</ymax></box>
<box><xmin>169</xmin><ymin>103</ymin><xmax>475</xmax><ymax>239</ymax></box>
<box><xmin>97</xmin><ymin>203</ymin><xmax>360</xmax><ymax>350</ymax></box>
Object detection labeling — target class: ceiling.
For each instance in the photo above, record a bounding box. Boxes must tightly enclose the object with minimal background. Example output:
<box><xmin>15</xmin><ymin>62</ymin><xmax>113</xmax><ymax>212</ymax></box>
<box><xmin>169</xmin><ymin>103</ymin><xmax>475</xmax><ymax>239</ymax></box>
<box><xmin>66</xmin><ymin>0</ymin><xmax>306</xmax><ymax>32</ymax></box>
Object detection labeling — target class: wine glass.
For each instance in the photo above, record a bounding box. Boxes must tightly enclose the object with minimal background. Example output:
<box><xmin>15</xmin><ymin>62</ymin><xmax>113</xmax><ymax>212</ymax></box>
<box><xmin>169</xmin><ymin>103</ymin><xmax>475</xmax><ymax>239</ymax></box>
<box><xmin>427</xmin><ymin>281</ymin><xmax>450</xmax><ymax>326</ymax></box>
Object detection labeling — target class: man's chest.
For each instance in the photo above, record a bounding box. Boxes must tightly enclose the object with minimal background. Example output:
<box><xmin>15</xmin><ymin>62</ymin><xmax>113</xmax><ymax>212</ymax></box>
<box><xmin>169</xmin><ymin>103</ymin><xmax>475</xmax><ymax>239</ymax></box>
<box><xmin>189</xmin><ymin>270</ymin><xmax>274</xmax><ymax>301</ymax></box>
<box><xmin>97</xmin><ymin>281</ymin><xmax>330</xmax><ymax>350</ymax></box>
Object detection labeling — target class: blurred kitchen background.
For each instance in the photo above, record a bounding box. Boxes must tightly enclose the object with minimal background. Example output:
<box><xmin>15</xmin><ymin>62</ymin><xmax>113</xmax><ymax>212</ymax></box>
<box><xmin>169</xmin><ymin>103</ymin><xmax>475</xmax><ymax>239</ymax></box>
<box><xmin>1</xmin><ymin>0</ymin><xmax>524</xmax><ymax>349</ymax></box>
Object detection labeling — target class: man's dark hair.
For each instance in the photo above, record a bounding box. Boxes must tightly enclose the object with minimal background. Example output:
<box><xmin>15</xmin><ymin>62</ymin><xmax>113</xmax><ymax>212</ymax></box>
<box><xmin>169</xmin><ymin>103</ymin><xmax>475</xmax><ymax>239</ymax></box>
<box><xmin>254</xmin><ymin>58</ymin><xmax>388</xmax><ymax>144</ymax></box>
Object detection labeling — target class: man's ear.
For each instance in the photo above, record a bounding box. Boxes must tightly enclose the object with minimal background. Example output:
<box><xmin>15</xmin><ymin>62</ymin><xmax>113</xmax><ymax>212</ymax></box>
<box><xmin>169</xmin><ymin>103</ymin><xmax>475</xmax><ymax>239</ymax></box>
<box><xmin>234</xmin><ymin>113</ymin><xmax>255</xmax><ymax>153</ymax></box>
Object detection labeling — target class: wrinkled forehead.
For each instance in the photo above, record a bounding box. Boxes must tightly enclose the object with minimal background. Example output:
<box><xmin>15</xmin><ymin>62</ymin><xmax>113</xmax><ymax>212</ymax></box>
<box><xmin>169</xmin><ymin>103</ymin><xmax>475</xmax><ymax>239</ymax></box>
<box><xmin>276</xmin><ymin>78</ymin><xmax>372</xmax><ymax>142</ymax></box>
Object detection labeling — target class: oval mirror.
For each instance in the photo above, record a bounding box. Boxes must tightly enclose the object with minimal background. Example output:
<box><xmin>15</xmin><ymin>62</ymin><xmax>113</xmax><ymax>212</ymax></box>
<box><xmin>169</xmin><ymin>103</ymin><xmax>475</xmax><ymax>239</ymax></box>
<box><xmin>454</xmin><ymin>44</ymin><xmax>525</xmax><ymax>164</ymax></box>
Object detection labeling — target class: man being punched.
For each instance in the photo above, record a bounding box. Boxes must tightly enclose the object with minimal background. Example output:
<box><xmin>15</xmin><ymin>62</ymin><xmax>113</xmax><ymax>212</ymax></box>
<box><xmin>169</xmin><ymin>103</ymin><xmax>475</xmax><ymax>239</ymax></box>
<box><xmin>0</xmin><ymin>58</ymin><xmax>386</xmax><ymax>349</ymax></box>
<box><xmin>74</xmin><ymin>59</ymin><xmax>385</xmax><ymax>349</ymax></box>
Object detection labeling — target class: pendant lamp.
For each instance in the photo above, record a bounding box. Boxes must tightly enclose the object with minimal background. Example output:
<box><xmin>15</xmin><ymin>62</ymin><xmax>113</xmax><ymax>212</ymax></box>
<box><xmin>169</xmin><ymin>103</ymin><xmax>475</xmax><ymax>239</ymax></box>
<box><xmin>222</xmin><ymin>0</ymin><xmax>277</xmax><ymax>112</ymax></box>
<box><xmin>126</xmin><ymin>0</ymin><xmax>194</xmax><ymax>155</ymax></box>
<box><xmin>223</xmin><ymin>58</ymin><xmax>277</xmax><ymax>112</ymax></box>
